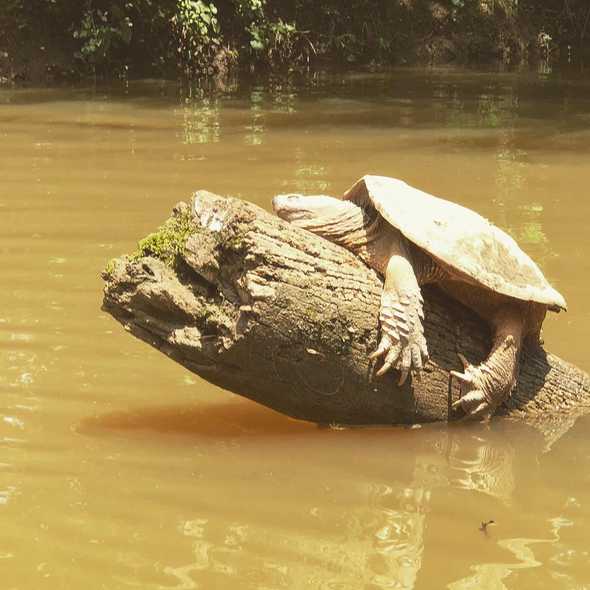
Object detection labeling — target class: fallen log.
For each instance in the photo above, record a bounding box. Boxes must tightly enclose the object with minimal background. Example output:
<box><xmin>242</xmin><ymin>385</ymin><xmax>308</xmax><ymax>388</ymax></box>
<box><xmin>101</xmin><ymin>191</ymin><xmax>590</xmax><ymax>425</ymax></box>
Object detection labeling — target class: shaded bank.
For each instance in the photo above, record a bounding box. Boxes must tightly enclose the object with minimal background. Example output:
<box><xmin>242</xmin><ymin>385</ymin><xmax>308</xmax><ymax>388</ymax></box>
<box><xmin>2</xmin><ymin>0</ymin><xmax>590</xmax><ymax>85</ymax></box>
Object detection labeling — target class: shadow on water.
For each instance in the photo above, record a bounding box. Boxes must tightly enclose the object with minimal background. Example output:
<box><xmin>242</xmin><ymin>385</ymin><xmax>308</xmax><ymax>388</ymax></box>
<box><xmin>78</xmin><ymin>389</ymin><xmax>587</xmax><ymax>454</ymax></box>
<box><xmin>78</xmin><ymin>399</ymin><xmax>318</xmax><ymax>438</ymax></box>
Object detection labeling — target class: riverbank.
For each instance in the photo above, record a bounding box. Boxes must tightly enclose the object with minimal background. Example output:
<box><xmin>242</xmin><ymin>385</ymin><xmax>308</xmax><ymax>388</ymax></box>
<box><xmin>1</xmin><ymin>0</ymin><xmax>585</xmax><ymax>86</ymax></box>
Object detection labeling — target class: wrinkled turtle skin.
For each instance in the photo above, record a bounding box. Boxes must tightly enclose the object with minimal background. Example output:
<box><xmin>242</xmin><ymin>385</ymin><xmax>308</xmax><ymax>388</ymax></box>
<box><xmin>273</xmin><ymin>175</ymin><xmax>566</xmax><ymax>420</ymax></box>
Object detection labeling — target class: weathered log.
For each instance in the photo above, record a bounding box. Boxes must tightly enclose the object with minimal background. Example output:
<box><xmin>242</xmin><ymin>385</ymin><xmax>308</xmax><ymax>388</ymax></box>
<box><xmin>101</xmin><ymin>191</ymin><xmax>590</xmax><ymax>425</ymax></box>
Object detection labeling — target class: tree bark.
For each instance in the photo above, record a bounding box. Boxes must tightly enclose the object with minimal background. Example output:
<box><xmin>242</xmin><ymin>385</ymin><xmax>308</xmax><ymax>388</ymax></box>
<box><xmin>102</xmin><ymin>191</ymin><xmax>590</xmax><ymax>425</ymax></box>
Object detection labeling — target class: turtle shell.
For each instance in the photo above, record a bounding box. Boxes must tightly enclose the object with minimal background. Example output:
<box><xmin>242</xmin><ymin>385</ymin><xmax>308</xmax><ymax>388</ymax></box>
<box><xmin>342</xmin><ymin>175</ymin><xmax>567</xmax><ymax>310</ymax></box>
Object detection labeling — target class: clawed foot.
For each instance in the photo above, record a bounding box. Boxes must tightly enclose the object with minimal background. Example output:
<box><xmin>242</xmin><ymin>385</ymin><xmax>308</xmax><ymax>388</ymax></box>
<box><xmin>369</xmin><ymin>331</ymin><xmax>429</xmax><ymax>385</ymax></box>
<box><xmin>370</xmin><ymin>290</ymin><xmax>429</xmax><ymax>385</ymax></box>
<box><xmin>451</xmin><ymin>351</ymin><xmax>510</xmax><ymax>421</ymax></box>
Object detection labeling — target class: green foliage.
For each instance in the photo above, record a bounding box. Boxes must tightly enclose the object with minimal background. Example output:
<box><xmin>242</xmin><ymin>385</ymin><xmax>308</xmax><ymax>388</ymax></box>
<box><xmin>228</xmin><ymin>0</ymin><xmax>313</xmax><ymax>66</ymax></box>
<box><xmin>171</xmin><ymin>0</ymin><xmax>221</xmax><ymax>75</ymax></box>
<box><xmin>4</xmin><ymin>0</ymin><xmax>590</xmax><ymax>82</ymax></box>
<box><xmin>103</xmin><ymin>257</ymin><xmax>119</xmax><ymax>278</ymax></box>
<box><xmin>73</xmin><ymin>6</ymin><xmax>133</xmax><ymax>66</ymax></box>
<box><xmin>249</xmin><ymin>17</ymin><xmax>312</xmax><ymax>65</ymax></box>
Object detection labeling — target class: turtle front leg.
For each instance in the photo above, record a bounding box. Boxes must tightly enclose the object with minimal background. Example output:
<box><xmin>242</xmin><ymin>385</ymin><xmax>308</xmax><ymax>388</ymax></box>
<box><xmin>451</xmin><ymin>307</ymin><xmax>524</xmax><ymax>420</ymax></box>
<box><xmin>370</xmin><ymin>253</ymin><xmax>429</xmax><ymax>385</ymax></box>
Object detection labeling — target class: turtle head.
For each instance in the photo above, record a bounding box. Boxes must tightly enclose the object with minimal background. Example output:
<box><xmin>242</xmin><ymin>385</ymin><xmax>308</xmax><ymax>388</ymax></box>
<box><xmin>272</xmin><ymin>193</ymin><xmax>378</xmax><ymax>251</ymax></box>
<box><xmin>272</xmin><ymin>193</ymin><xmax>368</xmax><ymax>240</ymax></box>
<box><xmin>273</xmin><ymin>193</ymin><xmax>355</xmax><ymax>224</ymax></box>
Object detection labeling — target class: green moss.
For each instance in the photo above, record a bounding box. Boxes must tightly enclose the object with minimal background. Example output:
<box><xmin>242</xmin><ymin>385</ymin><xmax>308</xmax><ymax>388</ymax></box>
<box><xmin>103</xmin><ymin>257</ymin><xmax>118</xmax><ymax>277</ymax></box>
<box><xmin>133</xmin><ymin>208</ymin><xmax>195</xmax><ymax>268</ymax></box>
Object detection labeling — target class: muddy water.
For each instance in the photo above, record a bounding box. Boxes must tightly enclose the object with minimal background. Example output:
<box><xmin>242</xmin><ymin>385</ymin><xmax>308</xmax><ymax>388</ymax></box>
<box><xmin>1</xmin><ymin>69</ymin><xmax>590</xmax><ymax>589</ymax></box>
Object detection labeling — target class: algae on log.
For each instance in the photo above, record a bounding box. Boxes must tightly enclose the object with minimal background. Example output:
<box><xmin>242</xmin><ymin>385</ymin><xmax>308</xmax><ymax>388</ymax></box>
<box><xmin>101</xmin><ymin>191</ymin><xmax>590</xmax><ymax>425</ymax></box>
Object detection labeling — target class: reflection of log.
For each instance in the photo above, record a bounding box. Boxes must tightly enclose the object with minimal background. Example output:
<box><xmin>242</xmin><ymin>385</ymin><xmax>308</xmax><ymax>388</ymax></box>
<box><xmin>101</xmin><ymin>191</ymin><xmax>590</xmax><ymax>425</ymax></box>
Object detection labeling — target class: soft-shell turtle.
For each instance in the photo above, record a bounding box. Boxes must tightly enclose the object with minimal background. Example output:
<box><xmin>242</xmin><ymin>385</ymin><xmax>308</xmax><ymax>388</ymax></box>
<box><xmin>272</xmin><ymin>175</ymin><xmax>566</xmax><ymax>420</ymax></box>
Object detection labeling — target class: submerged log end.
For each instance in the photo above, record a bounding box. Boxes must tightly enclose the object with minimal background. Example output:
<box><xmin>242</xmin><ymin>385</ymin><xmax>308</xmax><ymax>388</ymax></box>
<box><xmin>102</xmin><ymin>191</ymin><xmax>590</xmax><ymax>425</ymax></box>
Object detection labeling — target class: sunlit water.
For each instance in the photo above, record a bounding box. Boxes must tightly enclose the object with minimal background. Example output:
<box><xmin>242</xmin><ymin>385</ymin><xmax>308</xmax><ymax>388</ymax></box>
<box><xmin>1</xmin><ymin>68</ymin><xmax>590</xmax><ymax>589</ymax></box>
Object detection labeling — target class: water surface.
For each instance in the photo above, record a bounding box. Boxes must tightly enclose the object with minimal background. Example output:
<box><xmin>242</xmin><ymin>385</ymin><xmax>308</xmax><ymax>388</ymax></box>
<box><xmin>1</xmin><ymin>69</ymin><xmax>590</xmax><ymax>589</ymax></box>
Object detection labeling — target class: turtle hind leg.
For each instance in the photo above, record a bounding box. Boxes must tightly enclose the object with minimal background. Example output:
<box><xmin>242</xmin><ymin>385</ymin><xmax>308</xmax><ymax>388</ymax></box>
<box><xmin>451</xmin><ymin>306</ymin><xmax>525</xmax><ymax>421</ymax></box>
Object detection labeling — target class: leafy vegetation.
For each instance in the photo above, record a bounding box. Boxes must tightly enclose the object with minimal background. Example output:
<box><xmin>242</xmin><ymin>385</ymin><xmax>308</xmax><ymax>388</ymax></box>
<box><xmin>1</xmin><ymin>0</ymin><xmax>590</xmax><ymax>83</ymax></box>
<box><xmin>172</xmin><ymin>0</ymin><xmax>221</xmax><ymax>75</ymax></box>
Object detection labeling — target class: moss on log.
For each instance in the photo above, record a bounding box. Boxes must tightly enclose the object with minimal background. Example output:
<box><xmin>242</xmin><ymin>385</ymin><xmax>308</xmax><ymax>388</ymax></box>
<box><xmin>101</xmin><ymin>191</ymin><xmax>590</xmax><ymax>425</ymax></box>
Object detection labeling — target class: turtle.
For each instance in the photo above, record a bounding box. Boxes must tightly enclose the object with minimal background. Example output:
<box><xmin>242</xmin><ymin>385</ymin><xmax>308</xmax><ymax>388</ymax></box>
<box><xmin>272</xmin><ymin>175</ymin><xmax>567</xmax><ymax>420</ymax></box>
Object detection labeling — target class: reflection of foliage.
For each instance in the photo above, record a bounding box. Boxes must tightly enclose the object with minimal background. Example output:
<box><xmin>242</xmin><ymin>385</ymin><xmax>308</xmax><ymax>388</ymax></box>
<box><xmin>502</xmin><ymin>202</ymin><xmax>557</xmax><ymax>266</ymax></box>
<box><xmin>245</xmin><ymin>88</ymin><xmax>265</xmax><ymax>146</ymax></box>
<box><xmin>495</xmin><ymin>139</ymin><xmax>525</xmax><ymax>200</ymax></box>
<box><xmin>520</xmin><ymin>220</ymin><xmax>547</xmax><ymax>246</ymax></box>
<box><xmin>444</xmin><ymin>93</ymin><xmax>517</xmax><ymax>129</ymax></box>
<box><xmin>516</xmin><ymin>223</ymin><xmax>556</xmax><ymax>267</ymax></box>
<box><xmin>292</xmin><ymin>148</ymin><xmax>330</xmax><ymax>193</ymax></box>
<box><xmin>178</xmin><ymin>96</ymin><xmax>221</xmax><ymax>144</ymax></box>
<box><xmin>517</xmin><ymin>205</ymin><xmax>548</xmax><ymax>248</ymax></box>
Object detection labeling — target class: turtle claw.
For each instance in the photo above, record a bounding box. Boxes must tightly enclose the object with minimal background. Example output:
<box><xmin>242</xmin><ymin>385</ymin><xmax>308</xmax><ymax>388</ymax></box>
<box><xmin>371</xmin><ymin>334</ymin><xmax>427</xmax><ymax>384</ymax></box>
<box><xmin>451</xmin><ymin>355</ymin><xmax>496</xmax><ymax>421</ymax></box>
<box><xmin>398</xmin><ymin>367</ymin><xmax>409</xmax><ymax>386</ymax></box>
<box><xmin>372</xmin><ymin>338</ymin><xmax>401</xmax><ymax>377</ymax></box>
<box><xmin>452</xmin><ymin>388</ymin><xmax>494</xmax><ymax>421</ymax></box>
<box><xmin>450</xmin><ymin>369</ymin><xmax>473</xmax><ymax>384</ymax></box>
<box><xmin>375</xmin><ymin>358</ymin><xmax>395</xmax><ymax>378</ymax></box>
<box><xmin>369</xmin><ymin>338</ymin><xmax>389</xmax><ymax>361</ymax></box>
<box><xmin>457</xmin><ymin>352</ymin><xmax>470</xmax><ymax>370</ymax></box>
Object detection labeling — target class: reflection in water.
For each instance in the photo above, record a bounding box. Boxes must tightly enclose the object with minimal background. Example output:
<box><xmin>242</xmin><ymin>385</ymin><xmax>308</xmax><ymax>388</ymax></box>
<box><xmin>0</xmin><ymin>485</ymin><xmax>18</xmax><ymax>506</ymax></box>
<box><xmin>448</xmin><ymin>432</ymin><xmax>515</xmax><ymax>503</ymax></box>
<box><xmin>164</xmin><ymin>518</ymin><xmax>212</xmax><ymax>589</ymax></box>
<box><xmin>518</xmin><ymin>204</ymin><xmax>546</xmax><ymax>244</ymax></box>
<box><xmin>82</xmin><ymin>401</ymin><xmax>588</xmax><ymax>589</ymax></box>
<box><xmin>368</xmin><ymin>483</ymin><xmax>426</xmax><ymax>589</ymax></box>
<box><xmin>494</xmin><ymin>131</ymin><xmax>524</xmax><ymax>210</ymax></box>
<box><xmin>178</xmin><ymin>97</ymin><xmax>221</xmax><ymax>145</ymax></box>
<box><xmin>292</xmin><ymin>147</ymin><xmax>330</xmax><ymax>194</ymax></box>
<box><xmin>245</xmin><ymin>88</ymin><xmax>265</xmax><ymax>146</ymax></box>
<box><xmin>450</xmin><ymin>523</ymin><xmax>573</xmax><ymax>590</ymax></box>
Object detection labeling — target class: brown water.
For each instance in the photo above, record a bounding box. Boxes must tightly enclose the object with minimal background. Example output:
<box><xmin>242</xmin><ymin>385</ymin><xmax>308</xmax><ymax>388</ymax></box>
<box><xmin>1</xmin><ymin>69</ymin><xmax>590</xmax><ymax>589</ymax></box>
